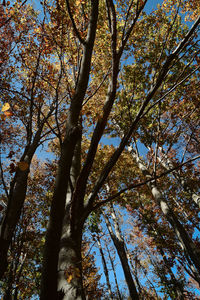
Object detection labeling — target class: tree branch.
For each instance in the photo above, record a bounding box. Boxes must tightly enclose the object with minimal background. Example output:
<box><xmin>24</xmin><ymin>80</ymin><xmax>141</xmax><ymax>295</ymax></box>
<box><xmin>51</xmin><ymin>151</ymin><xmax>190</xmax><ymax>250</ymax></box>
<box><xmin>92</xmin><ymin>154</ymin><xmax>200</xmax><ymax>211</ymax></box>
<box><xmin>65</xmin><ymin>0</ymin><xmax>86</xmax><ymax>45</ymax></box>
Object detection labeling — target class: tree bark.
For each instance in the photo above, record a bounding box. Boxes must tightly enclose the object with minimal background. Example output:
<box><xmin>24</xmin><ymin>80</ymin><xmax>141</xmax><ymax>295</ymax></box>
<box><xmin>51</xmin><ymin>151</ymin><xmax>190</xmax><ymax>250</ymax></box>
<box><xmin>96</xmin><ymin>236</ymin><xmax>114</xmax><ymax>300</ymax></box>
<box><xmin>130</xmin><ymin>148</ymin><xmax>200</xmax><ymax>280</ymax></box>
<box><xmin>158</xmin><ymin>147</ymin><xmax>200</xmax><ymax>210</ymax></box>
<box><xmin>106</xmin><ymin>244</ymin><xmax>122</xmax><ymax>300</ymax></box>
<box><xmin>57</xmin><ymin>136</ymin><xmax>86</xmax><ymax>299</ymax></box>
<box><xmin>103</xmin><ymin>207</ymin><xmax>139</xmax><ymax>300</ymax></box>
<box><xmin>0</xmin><ymin>127</ymin><xmax>43</xmax><ymax>279</ymax></box>
<box><xmin>40</xmin><ymin>2</ymin><xmax>99</xmax><ymax>298</ymax></box>
<box><xmin>57</xmin><ymin>216</ymin><xmax>85</xmax><ymax>300</ymax></box>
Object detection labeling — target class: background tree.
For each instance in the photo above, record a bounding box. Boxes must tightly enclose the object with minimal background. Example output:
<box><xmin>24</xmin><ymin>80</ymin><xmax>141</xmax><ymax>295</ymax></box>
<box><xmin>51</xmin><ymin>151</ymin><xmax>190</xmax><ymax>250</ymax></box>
<box><xmin>0</xmin><ymin>0</ymin><xmax>200</xmax><ymax>299</ymax></box>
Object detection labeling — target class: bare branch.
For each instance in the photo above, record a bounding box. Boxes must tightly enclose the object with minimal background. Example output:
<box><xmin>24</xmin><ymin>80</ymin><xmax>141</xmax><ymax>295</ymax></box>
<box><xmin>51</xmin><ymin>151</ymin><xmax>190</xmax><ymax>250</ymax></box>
<box><xmin>142</xmin><ymin>65</ymin><xmax>200</xmax><ymax>119</ymax></box>
<box><xmin>65</xmin><ymin>0</ymin><xmax>86</xmax><ymax>45</ymax></box>
<box><xmin>118</xmin><ymin>0</ymin><xmax>147</xmax><ymax>57</ymax></box>
<box><xmin>0</xmin><ymin>159</ymin><xmax>9</xmax><ymax>200</ymax></box>
<box><xmin>86</xmin><ymin>19</ymin><xmax>200</xmax><ymax>208</ymax></box>
<box><xmin>92</xmin><ymin>154</ymin><xmax>200</xmax><ymax>211</ymax></box>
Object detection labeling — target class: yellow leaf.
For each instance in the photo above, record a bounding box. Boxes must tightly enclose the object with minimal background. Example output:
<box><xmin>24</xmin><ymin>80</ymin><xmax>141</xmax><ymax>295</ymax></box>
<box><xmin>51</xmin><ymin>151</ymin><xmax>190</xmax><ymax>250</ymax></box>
<box><xmin>18</xmin><ymin>161</ymin><xmax>29</xmax><ymax>171</ymax></box>
<box><xmin>2</xmin><ymin>103</ymin><xmax>10</xmax><ymax>112</ymax></box>
<box><xmin>67</xmin><ymin>274</ymin><xmax>73</xmax><ymax>283</ymax></box>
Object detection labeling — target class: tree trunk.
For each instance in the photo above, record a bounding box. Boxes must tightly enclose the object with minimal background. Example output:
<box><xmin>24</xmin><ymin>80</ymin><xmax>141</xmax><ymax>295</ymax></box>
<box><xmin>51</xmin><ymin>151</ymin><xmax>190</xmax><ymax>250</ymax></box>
<box><xmin>57</xmin><ymin>215</ymin><xmax>85</xmax><ymax>300</ymax></box>
<box><xmin>40</xmin><ymin>124</ymin><xmax>82</xmax><ymax>299</ymax></box>
<box><xmin>159</xmin><ymin>245</ymin><xmax>184</xmax><ymax>299</ymax></box>
<box><xmin>96</xmin><ymin>236</ymin><xmax>114</xmax><ymax>299</ymax></box>
<box><xmin>0</xmin><ymin>128</ymin><xmax>43</xmax><ymax>279</ymax></box>
<box><xmin>57</xmin><ymin>136</ymin><xmax>86</xmax><ymax>299</ymax></box>
<box><xmin>103</xmin><ymin>207</ymin><xmax>139</xmax><ymax>300</ymax></box>
<box><xmin>40</xmin><ymin>2</ymin><xmax>99</xmax><ymax>297</ymax></box>
<box><xmin>158</xmin><ymin>147</ymin><xmax>200</xmax><ymax>210</ymax></box>
<box><xmin>130</xmin><ymin>148</ymin><xmax>200</xmax><ymax>280</ymax></box>
<box><xmin>106</xmin><ymin>244</ymin><xmax>122</xmax><ymax>300</ymax></box>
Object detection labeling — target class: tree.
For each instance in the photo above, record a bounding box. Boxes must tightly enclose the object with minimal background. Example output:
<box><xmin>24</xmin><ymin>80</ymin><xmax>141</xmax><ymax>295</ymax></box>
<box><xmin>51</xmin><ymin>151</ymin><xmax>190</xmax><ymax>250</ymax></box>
<box><xmin>103</xmin><ymin>205</ymin><xmax>139</xmax><ymax>299</ymax></box>
<box><xmin>0</xmin><ymin>0</ymin><xmax>200</xmax><ymax>299</ymax></box>
<box><xmin>0</xmin><ymin>0</ymin><xmax>58</xmax><ymax>278</ymax></box>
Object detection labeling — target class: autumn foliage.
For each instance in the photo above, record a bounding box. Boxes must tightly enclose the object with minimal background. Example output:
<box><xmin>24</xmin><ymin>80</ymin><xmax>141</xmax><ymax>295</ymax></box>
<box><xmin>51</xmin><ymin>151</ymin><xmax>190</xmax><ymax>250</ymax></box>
<box><xmin>0</xmin><ymin>0</ymin><xmax>200</xmax><ymax>299</ymax></box>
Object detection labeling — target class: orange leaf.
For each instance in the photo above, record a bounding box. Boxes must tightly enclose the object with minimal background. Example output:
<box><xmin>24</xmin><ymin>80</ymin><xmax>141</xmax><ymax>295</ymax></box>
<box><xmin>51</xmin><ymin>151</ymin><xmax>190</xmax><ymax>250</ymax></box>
<box><xmin>4</xmin><ymin>111</ymin><xmax>13</xmax><ymax>117</ymax></box>
<box><xmin>1</xmin><ymin>114</ymin><xmax>6</xmax><ymax>121</ymax></box>
<box><xmin>67</xmin><ymin>274</ymin><xmax>73</xmax><ymax>283</ymax></box>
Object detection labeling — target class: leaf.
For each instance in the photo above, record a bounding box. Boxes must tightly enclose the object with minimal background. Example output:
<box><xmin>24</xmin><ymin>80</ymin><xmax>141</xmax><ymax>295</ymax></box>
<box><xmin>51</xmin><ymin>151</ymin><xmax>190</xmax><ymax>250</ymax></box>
<box><xmin>4</xmin><ymin>111</ymin><xmax>13</xmax><ymax>117</ymax></box>
<box><xmin>18</xmin><ymin>161</ymin><xmax>29</xmax><ymax>171</ymax></box>
<box><xmin>2</xmin><ymin>103</ymin><xmax>10</xmax><ymax>112</ymax></box>
<box><xmin>67</xmin><ymin>274</ymin><xmax>73</xmax><ymax>283</ymax></box>
<box><xmin>1</xmin><ymin>114</ymin><xmax>6</xmax><ymax>121</ymax></box>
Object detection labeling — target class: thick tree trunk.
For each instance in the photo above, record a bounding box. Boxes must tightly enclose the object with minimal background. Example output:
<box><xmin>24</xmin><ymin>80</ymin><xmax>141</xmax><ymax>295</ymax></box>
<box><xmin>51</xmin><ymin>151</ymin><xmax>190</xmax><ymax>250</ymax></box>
<box><xmin>40</xmin><ymin>2</ymin><xmax>99</xmax><ymax>298</ymax></box>
<box><xmin>104</xmin><ymin>207</ymin><xmax>139</xmax><ymax>300</ymax></box>
<box><xmin>40</xmin><ymin>125</ymin><xmax>82</xmax><ymax>300</ymax></box>
<box><xmin>0</xmin><ymin>129</ymin><xmax>43</xmax><ymax>279</ymax></box>
<box><xmin>57</xmin><ymin>136</ymin><xmax>86</xmax><ymax>299</ymax></box>
<box><xmin>57</xmin><ymin>215</ymin><xmax>85</xmax><ymax>300</ymax></box>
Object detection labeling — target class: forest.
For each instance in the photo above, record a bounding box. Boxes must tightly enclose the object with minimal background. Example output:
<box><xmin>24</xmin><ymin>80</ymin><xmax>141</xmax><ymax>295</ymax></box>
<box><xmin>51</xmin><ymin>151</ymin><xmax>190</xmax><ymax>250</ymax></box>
<box><xmin>0</xmin><ymin>0</ymin><xmax>200</xmax><ymax>299</ymax></box>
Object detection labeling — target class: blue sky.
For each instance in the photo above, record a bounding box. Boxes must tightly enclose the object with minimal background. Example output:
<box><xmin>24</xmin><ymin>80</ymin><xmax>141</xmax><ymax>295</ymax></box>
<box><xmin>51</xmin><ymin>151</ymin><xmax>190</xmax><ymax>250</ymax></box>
<box><xmin>2</xmin><ymin>0</ymin><xmax>199</xmax><ymax>298</ymax></box>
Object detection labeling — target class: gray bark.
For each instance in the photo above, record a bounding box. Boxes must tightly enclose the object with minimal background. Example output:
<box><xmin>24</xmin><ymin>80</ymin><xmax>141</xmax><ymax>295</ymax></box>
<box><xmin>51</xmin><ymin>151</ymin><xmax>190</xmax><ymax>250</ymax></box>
<box><xmin>103</xmin><ymin>207</ymin><xmax>139</xmax><ymax>300</ymax></box>
<box><xmin>57</xmin><ymin>137</ymin><xmax>85</xmax><ymax>300</ymax></box>
<box><xmin>106</xmin><ymin>244</ymin><xmax>122</xmax><ymax>300</ymax></box>
<box><xmin>158</xmin><ymin>147</ymin><xmax>200</xmax><ymax>209</ymax></box>
<box><xmin>57</xmin><ymin>218</ymin><xmax>85</xmax><ymax>300</ymax></box>
<box><xmin>130</xmin><ymin>148</ymin><xmax>200</xmax><ymax>280</ymax></box>
<box><xmin>97</xmin><ymin>236</ymin><xmax>114</xmax><ymax>300</ymax></box>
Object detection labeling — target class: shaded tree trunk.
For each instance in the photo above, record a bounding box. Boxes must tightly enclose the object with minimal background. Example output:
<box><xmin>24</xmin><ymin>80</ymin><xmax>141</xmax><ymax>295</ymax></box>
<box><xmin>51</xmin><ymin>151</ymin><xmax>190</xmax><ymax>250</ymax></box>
<box><xmin>57</xmin><ymin>137</ymin><xmax>86</xmax><ymax>300</ymax></box>
<box><xmin>40</xmin><ymin>2</ymin><xmax>99</xmax><ymax>299</ymax></box>
<box><xmin>159</xmin><ymin>247</ymin><xmax>184</xmax><ymax>299</ymax></box>
<box><xmin>0</xmin><ymin>126</ymin><xmax>44</xmax><ymax>279</ymax></box>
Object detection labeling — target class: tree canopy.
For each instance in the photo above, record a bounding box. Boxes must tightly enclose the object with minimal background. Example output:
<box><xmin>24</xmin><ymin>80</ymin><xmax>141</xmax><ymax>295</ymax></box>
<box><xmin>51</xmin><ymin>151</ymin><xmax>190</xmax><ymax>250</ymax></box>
<box><xmin>0</xmin><ymin>0</ymin><xmax>200</xmax><ymax>299</ymax></box>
